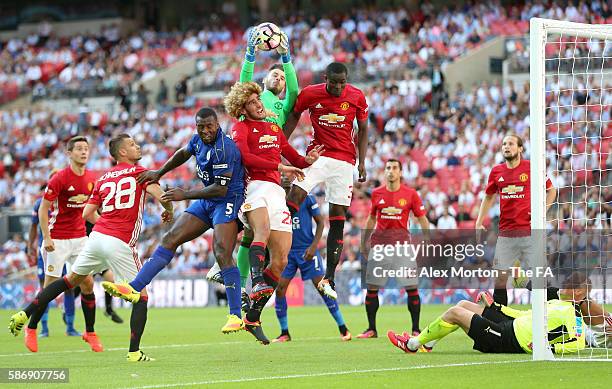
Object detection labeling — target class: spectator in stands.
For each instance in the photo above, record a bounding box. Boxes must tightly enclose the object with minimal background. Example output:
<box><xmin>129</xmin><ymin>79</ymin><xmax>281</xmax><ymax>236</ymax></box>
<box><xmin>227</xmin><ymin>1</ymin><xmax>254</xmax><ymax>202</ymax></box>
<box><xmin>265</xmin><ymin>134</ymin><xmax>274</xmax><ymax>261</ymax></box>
<box><xmin>437</xmin><ymin>206</ymin><xmax>457</xmax><ymax>229</ymax></box>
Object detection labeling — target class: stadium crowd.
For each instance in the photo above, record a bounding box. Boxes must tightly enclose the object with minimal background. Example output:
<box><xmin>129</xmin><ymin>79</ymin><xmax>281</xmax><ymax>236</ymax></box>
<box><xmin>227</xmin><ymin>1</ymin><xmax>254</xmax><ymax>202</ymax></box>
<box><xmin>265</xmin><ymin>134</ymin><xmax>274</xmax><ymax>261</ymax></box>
<box><xmin>1</xmin><ymin>0</ymin><xmax>611</xmax><ymax>276</ymax></box>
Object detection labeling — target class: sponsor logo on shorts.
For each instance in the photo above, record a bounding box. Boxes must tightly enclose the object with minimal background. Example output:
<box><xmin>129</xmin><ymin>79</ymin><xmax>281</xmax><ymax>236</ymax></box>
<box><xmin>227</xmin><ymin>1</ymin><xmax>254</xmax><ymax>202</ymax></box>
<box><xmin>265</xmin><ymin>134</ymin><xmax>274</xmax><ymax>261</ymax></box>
<box><xmin>519</xmin><ymin>173</ymin><xmax>528</xmax><ymax>182</ymax></box>
<box><xmin>484</xmin><ymin>326</ymin><xmax>501</xmax><ymax>337</ymax></box>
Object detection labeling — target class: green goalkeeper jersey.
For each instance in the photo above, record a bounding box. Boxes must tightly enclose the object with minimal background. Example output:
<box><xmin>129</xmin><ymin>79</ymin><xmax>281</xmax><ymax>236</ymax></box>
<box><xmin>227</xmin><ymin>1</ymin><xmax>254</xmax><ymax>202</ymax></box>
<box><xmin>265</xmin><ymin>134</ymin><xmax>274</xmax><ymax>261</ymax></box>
<box><xmin>502</xmin><ymin>300</ymin><xmax>586</xmax><ymax>354</ymax></box>
<box><xmin>239</xmin><ymin>59</ymin><xmax>298</xmax><ymax>127</ymax></box>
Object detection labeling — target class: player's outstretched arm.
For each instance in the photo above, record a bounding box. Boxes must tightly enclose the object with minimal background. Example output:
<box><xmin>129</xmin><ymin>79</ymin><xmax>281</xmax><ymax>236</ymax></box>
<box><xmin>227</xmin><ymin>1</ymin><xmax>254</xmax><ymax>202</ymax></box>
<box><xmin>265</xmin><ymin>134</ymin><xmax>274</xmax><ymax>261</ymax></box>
<box><xmin>137</xmin><ymin>147</ymin><xmax>191</xmax><ymax>184</ymax></box>
<box><xmin>146</xmin><ymin>183</ymin><xmax>174</xmax><ymax>223</ymax></box>
<box><xmin>356</xmin><ymin>118</ymin><xmax>368</xmax><ymax>182</ymax></box>
<box><xmin>277</xmin><ymin>33</ymin><xmax>298</xmax><ymax>115</ymax></box>
<box><xmin>240</xmin><ymin>26</ymin><xmax>260</xmax><ymax>82</ymax></box>
<box><xmin>160</xmin><ymin>176</ymin><xmax>231</xmax><ymax>202</ymax></box>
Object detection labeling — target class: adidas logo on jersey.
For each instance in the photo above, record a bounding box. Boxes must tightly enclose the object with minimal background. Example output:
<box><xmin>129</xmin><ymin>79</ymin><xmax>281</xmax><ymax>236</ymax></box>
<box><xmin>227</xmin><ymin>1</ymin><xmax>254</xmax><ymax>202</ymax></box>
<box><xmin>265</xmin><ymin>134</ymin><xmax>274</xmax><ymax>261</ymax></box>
<box><xmin>315</xmin><ymin>103</ymin><xmax>323</xmax><ymax>108</ymax></box>
<box><xmin>498</xmin><ymin>177</ymin><xmax>504</xmax><ymax>182</ymax></box>
<box><xmin>68</xmin><ymin>185</ymin><xmax>75</xmax><ymax>191</ymax></box>
<box><xmin>253</xmin><ymin>128</ymin><xmax>259</xmax><ymax>132</ymax></box>
<box><xmin>378</xmin><ymin>199</ymin><xmax>385</xmax><ymax>204</ymax></box>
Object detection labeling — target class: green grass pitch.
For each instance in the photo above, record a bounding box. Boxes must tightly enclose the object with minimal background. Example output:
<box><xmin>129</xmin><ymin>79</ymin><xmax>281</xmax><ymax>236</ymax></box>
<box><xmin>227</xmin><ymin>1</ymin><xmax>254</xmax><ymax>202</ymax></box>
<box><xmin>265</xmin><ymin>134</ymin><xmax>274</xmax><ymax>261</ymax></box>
<box><xmin>1</xmin><ymin>305</ymin><xmax>610</xmax><ymax>388</ymax></box>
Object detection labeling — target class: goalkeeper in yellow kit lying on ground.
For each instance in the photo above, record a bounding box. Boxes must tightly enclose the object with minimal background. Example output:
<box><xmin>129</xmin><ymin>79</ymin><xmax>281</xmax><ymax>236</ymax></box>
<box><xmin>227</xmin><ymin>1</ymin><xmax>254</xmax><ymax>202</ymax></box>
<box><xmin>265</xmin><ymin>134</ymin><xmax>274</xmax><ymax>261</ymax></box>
<box><xmin>387</xmin><ymin>274</ymin><xmax>604</xmax><ymax>354</ymax></box>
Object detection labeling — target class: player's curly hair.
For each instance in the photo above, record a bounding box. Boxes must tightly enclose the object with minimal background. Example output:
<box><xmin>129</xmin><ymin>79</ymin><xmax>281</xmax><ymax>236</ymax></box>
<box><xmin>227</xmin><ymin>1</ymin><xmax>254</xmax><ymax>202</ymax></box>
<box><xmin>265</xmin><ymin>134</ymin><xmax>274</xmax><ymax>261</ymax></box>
<box><xmin>224</xmin><ymin>81</ymin><xmax>262</xmax><ymax>119</ymax></box>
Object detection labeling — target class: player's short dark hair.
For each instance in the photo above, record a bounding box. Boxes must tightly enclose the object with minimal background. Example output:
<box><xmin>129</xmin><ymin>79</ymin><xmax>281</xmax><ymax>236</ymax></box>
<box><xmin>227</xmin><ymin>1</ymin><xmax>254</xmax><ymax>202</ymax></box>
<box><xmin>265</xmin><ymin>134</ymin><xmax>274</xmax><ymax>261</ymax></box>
<box><xmin>195</xmin><ymin>107</ymin><xmax>217</xmax><ymax>121</ymax></box>
<box><xmin>108</xmin><ymin>133</ymin><xmax>131</xmax><ymax>160</ymax></box>
<box><xmin>386</xmin><ymin>158</ymin><xmax>403</xmax><ymax>170</ymax></box>
<box><xmin>326</xmin><ymin>62</ymin><xmax>348</xmax><ymax>77</ymax></box>
<box><xmin>562</xmin><ymin>272</ymin><xmax>591</xmax><ymax>290</ymax></box>
<box><xmin>269</xmin><ymin>64</ymin><xmax>283</xmax><ymax>72</ymax></box>
<box><xmin>67</xmin><ymin>136</ymin><xmax>88</xmax><ymax>151</ymax></box>
<box><xmin>504</xmin><ymin>133</ymin><xmax>524</xmax><ymax>148</ymax></box>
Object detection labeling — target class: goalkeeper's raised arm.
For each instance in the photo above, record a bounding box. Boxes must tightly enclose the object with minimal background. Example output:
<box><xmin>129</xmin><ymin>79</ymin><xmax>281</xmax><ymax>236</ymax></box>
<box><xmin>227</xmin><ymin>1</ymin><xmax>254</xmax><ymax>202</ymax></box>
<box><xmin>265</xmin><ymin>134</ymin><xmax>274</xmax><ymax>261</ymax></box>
<box><xmin>239</xmin><ymin>27</ymin><xmax>298</xmax><ymax>128</ymax></box>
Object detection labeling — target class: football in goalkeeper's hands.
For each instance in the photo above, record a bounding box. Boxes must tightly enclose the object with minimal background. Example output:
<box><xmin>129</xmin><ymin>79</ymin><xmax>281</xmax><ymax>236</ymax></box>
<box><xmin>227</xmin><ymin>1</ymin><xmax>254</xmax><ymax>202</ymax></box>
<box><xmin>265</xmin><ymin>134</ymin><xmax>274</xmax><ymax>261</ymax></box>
<box><xmin>255</xmin><ymin>22</ymin><xmax>282</xmax><ymax>51</ymax></box>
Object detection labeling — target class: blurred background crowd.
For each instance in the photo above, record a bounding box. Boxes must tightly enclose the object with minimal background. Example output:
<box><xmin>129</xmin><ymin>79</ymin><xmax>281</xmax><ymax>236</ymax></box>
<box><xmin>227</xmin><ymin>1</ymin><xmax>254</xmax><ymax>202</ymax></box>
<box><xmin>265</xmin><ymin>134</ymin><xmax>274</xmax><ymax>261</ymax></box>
<box><xmin>1</xmin><ymin>0</ymin><xmax>610</xmax><ymax>277</ymax></box>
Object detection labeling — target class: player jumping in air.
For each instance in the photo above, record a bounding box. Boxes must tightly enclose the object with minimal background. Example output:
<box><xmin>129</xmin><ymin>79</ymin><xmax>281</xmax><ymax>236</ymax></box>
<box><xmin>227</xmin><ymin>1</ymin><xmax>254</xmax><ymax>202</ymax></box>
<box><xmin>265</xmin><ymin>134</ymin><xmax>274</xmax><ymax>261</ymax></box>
<box><xmin>103</xmin><ymin>108</ymin><xmax>246</xmax><ymax>334</ymax></box>
<box><xmin>359</xmin><ymin>159</ymin><xmax>430</xmax><ymax>339</ymax></box>
<box><xmin>10</xmin><ymin>134</ymin><xmax>173</xmax><ymax>361</ymax></box>
<box><xmin>226</xmin><ymin>81</ymin><xmax>322</xmax><ymax>344</ymax></box>
<box><xmin>272</xmin><ymin>174</ymin><xmax>351</xmax><ymax>342</ymax></box>
<box><xmin>20</xmin><ymin>136</ymin><xmax>99</xmax><ymax>352</ymax></box>
<box><xmin>283</xmin><ymin>62</ymin><xmax>369</xmax><ymax>300</ymax></box>
<box><xmin>475</xmin><ymin>134</ymin><xmax>556</xmax><ymax>306</ymax></box>
<box><xmin>207</xmin><ymin>26</ymin><xmax>298</xmax><ymax>308</ymax></box>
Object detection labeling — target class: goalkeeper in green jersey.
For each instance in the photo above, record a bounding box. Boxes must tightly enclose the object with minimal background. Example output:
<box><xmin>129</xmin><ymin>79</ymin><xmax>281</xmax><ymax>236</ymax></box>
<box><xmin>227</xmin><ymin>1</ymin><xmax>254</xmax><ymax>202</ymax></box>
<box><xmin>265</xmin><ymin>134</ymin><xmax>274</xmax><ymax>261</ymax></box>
<box><xmin>388</xmin><ymin>283</ymin><xmax>589</xmax><ymax>354</ymax></box>
<box><xmin>206</xmin><ymin>26</ymin><xmax>299</xmax><ymax>309</ymax></box>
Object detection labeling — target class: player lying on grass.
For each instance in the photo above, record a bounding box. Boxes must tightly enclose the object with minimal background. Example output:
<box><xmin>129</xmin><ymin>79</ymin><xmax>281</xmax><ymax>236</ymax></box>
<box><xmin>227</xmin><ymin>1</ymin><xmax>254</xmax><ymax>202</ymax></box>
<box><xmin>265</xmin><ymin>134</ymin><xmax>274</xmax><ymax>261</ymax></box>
<box><xmin>226</xmin><ymin>81</ymin><xmax>322</xmax><ymax>344</ymax></box>
<box><xmin>388</xmin><ymin>273</ymin><xmax>605</xmax><ymax>354</ymax></box>
<box><xmin>10</xmin><ymin>134</ymin><xmax>173</xmax><ymax>361</ymax></box>
<box><xmin>102</xmin><ymin>108</ymin><xmax>246</xmax><ymax>335</ymax></box>
<box><xmin>272</xmin><ymin>174</ymin><xmax>351</xmax><ymax>343</ymax></box>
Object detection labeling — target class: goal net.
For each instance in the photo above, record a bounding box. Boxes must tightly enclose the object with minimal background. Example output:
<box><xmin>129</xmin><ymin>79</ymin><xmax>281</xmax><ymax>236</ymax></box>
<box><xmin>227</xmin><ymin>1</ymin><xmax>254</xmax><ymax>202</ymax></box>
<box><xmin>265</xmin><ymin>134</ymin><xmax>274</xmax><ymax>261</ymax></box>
<box><xmin>530</xmin><ymin>18</ymin><xmax>611</xmax><ymax>361</ymax></box>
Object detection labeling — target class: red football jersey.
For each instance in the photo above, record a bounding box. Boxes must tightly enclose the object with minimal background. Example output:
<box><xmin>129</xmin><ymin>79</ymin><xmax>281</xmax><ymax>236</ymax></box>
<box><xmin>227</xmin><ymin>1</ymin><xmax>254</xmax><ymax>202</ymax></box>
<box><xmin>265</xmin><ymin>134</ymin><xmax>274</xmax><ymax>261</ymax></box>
<box><xmin>293</xmin><ymin>83</ymin><xmax>368</xmax><ymax>164</ymax></box>
<box><xmin>43</xmin><ymin>166</ymin><xmax>96</xmax><ymax>239</ymax></box>
<box><xmin>232</xmin><ymin>119</ymin><xmax>308</xmax><ymax>185</ymax></box>
<box><xmin>369</xmin><ymin>184</ymin><xmax>425</xmax><ymax>244</ymax></box>
<box><xmin>88</xmin><ymin>163</ymin><xmax>149</xmax><ymax>246</ymax></box>
<box><xmin>485</xmin><ymin>159</ymin><xmax>553</xmax><ymax>233</ymax></box>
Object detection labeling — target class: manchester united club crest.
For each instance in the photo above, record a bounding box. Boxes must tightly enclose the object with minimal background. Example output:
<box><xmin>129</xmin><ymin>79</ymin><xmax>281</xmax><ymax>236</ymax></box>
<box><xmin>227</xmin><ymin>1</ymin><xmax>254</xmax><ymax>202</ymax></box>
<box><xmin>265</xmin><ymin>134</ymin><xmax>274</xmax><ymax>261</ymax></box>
<box><xmin>519</xmin><ymin>173</ymin><xmax>528</xmax><ymax>182</ymax></box>
<box><xmin>88</xmin><ymin>182</ymin><xmax>94</xmax><ymax>192</ymax></box>
<box><xmin>398</xmin><ymin>198</ymin><xmax>407</xmax><ymax>206</ymax></box>
<box><xmin>270</xmin><ymin>124</ymin><xmax>280</xmax><ymax>133</ymax></box>
<box><xmin>340</xmin><ymin>102</ymin><xmax>349</xmax><ymax>110</ymax></box>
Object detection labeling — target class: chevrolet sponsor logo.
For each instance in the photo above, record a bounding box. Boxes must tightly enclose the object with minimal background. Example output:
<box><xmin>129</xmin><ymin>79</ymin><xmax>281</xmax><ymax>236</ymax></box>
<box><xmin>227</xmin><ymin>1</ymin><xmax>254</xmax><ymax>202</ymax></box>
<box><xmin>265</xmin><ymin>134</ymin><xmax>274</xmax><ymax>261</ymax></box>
<box><xmin>381</xmin><ymin>206</ymin><xmax>403</xmax><ymax>216</ymax></box>
<box><xmin>68</xmin><ymin>194</ymin><xmax>89</xmax><ymax>204</ymax></box>
<box><xmin>501</xmin><ymin>185</ymin><xmax>524</xmax><ymax>195</ymax></box>
<box><xmin>259</xmin><ymin>134</ymin><xmax>278</xmax><ymax>143</ymax></box>
<box><xmin>319</xmin><ymin>113</ymin><xmax>345</xmax><ymax>124</ymax></box>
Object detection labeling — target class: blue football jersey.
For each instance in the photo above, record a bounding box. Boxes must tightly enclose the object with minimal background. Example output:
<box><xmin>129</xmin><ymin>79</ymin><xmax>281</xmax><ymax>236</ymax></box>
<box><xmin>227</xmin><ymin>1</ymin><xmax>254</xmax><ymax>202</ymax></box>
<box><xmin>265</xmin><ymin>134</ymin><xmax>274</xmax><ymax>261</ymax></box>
<box><xmin>186</xmin><ymin>129</ymin><xmax>244</xmax><ymax>200</ymax></box>
<box><xmin>32</xmin><ymin>197</ymin><xmax>43</xmax><ymax>247</ymax></box>
<box><xmin>291</xmin><ymin>195</ymin><xmax>320</xmax><ymax>250</ymax></box>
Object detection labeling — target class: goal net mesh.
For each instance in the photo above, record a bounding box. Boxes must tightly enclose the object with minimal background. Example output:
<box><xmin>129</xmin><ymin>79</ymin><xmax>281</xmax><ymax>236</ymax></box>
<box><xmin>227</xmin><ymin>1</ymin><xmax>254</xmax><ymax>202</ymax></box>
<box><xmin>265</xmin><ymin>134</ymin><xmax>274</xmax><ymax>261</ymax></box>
<box><xmin>541</xmin><ymin>23</ymin><xmax>611</xmax><ymax>359</ymax></box>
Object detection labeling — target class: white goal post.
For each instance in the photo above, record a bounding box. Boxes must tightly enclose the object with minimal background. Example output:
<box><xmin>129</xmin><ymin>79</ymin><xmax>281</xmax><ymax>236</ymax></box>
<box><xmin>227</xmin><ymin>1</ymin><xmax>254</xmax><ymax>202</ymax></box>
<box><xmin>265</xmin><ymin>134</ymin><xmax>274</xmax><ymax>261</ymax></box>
<box><xmin>530</xmin><ymin>18</ymin><xmax>612</xmax><ymax>361</ymax></box>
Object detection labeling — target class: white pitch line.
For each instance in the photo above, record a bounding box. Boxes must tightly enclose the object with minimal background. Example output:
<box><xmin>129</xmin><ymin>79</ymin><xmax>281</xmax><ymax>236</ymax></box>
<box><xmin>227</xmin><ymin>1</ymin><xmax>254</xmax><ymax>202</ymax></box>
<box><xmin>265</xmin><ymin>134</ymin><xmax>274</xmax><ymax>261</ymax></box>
<box><xmin>122</xmin><ymin>359</ymin><xmax>533</xmax><ymax>389</ymax></box>
<box><xmin>0</xmin><ymin>336</ymin><xmax>338</xmax><ymax>358</ymax></box>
